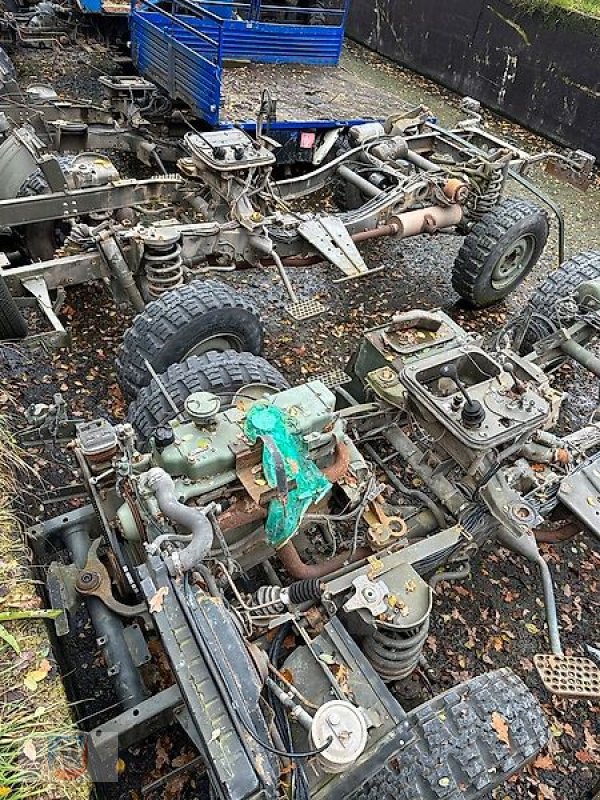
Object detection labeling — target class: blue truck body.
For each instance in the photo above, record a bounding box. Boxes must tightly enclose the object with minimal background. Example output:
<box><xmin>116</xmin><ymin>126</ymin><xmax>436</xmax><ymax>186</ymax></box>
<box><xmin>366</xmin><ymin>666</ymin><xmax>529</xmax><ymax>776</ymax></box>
<box><xmin>128</xmin><ymin>0</ymin><xmax>365</xmax><ymax>133</ymax></box>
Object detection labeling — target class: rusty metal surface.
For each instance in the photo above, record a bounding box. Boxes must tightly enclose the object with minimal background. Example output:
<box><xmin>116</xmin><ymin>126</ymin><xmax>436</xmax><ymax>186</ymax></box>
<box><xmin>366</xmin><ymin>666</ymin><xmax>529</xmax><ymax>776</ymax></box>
<box><xmin>76</xmin><ymin>538</ymin><xmax>146</xmax><ymax>617</ymax></box>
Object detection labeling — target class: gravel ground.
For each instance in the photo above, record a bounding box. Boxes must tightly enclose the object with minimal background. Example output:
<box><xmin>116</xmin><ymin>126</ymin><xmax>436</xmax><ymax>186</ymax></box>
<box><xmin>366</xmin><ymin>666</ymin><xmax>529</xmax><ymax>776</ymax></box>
<box><xmin>1</xmin><ymin>34</ymin><xmax>599</xmax><ymax>800</ymax></box>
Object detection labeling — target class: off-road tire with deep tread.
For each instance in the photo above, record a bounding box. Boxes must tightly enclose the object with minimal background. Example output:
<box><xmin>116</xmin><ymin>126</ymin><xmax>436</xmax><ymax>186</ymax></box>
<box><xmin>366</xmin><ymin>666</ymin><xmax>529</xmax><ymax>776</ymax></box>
<box><xmin>516</xmin><ymin>250</ymin><xmax>600</xmax><ymax>355</ymax></box>
<box><xmin>17</xmin><ymin>155</ymin><xmax>75</xmax><ymax>261</ymax></box>
<box><xmin>17</xmin><ymin>155</ymin><xmax>75</xmax><ymax>198</ymax></box>
<box><xmin>128</xmin><ymin>350</ymin><xmax>290</xmax><ymax>442</ymax></box>
<box><xmin>452</xmin><ymin>197</ymin><xmax>549</xmax><ymax>307</ymax></box>
<box><xmin>116</xmin><ymin>280</ymin><xmax>265</xmax><ymax>398</ymax></box>
<box><xmin>342</xmin><ymin>668</ymin><xmax>548</xmax><ymax>800</ymax></box>
<box><xmin>0</xmin><ymin>274</ymin><xmax>27</xmax><ymax>339</ymax></box>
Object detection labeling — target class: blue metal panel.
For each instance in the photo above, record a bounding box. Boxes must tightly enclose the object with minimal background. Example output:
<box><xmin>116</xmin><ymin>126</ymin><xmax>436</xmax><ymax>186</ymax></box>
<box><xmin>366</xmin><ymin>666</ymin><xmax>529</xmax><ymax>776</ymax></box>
<box><xmin>131</xmin><ymin>0</ymin><xmax>349</xmax><ymax>125</ymax></box>
<box><xmin>77</xmin><ymin>0</ymin><xmax>103</xmax><ymax>13</ymax></box>
<box><xmin>131</xmin><ymin>9</ymin><xmax>223</xmax><ymax>125</ymax></box>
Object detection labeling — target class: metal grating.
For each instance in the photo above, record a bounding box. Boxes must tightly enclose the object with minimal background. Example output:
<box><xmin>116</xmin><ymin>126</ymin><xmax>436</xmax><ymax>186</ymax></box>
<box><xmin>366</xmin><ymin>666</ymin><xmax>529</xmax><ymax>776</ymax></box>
<box><xmin>285</xmin><ymin>298</ymin><xmax>326</xmax><ymax>321</ymax></box>
<box><xmin>534</xmin><ymin>654</ymin><xmax>600</xmax><ymax>698</ymax></box>
<box><xmin>311</xmin><ymin>367</ymin><xmax>352</xmax><ymax>388</ymax></box>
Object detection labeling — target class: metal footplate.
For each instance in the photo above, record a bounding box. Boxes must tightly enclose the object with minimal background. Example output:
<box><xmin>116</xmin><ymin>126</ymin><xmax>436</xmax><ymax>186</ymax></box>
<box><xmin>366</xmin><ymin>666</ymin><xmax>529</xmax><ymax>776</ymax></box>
<box><xmin>298</xmin><ymin>215</ymin><xmax>383</xmax><ymax>281</ymax></box>
<box><xmin>285</xmin><ymin>297</ymin><xmax>326</xmax><ymax>321</ymax></box>
<box><xmin>534</xmin><ymin>654</ymin><xmax>600</xmax><ymax>698</ymax></box>
<box><xmin>311</xmin><ymin>366</ymin><xmax>353</xmax><ymax>388</ymax></box>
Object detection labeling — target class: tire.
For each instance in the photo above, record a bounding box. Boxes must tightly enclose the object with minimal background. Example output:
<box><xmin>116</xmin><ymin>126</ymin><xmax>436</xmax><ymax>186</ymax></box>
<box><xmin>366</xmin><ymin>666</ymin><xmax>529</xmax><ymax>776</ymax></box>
<box><xmin>17</xmin><ymin>156</ymin><xmax>75</xmax><ymax>262</ymax></box>
<box><xmin>516</xmin><ymin>250</ymin><xmax>600</xmax><ymax>355</ymax></box>
<box><xmin>343</xmin><ymin>668</ymin><xmax>548</xmax><ymax>800</ymax></box>
<box><xmin>0</xmin><ymin>274</ymin><xmax>27</xmax><ymax>339</ymax></box>
<box><xmin>116</xmin><ymin>280</ymin><xmax>265</xmax><ymax>399</ymax></box>
<box><xmin>452</xmin><ymin>197</ymin><xmax>549</xmax><ymax>307</ymax></box>
<box><xmin>128</xmin><ymin>350</ymin><xmax>290</xmax><ymax>442</ymax></box>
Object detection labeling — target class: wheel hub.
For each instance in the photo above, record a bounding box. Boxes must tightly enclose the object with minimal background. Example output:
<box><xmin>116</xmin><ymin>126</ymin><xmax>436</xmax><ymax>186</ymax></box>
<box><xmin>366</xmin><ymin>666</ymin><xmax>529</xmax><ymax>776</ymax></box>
<box><xmin>491</xmin><ymin>234</ymin><xmax>536</xmax><ymax>290</ymax></box>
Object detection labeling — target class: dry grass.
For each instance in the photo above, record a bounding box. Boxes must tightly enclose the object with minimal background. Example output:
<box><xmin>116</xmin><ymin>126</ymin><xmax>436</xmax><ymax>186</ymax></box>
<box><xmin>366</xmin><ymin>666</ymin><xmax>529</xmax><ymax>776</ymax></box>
<box><xmin>0</xmin><ymin>415</ymin><xmax>89</xmax><ymax>800</ymax></box>
<box><xmin>512</xmin><ymin>0</ymin><xmax>600</xmax><ymax>18</ymax></box>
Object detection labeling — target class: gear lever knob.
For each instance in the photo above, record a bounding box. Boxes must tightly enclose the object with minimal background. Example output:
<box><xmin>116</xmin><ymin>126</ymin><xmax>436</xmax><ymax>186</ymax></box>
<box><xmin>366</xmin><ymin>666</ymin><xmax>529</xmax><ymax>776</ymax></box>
<box><xmin>440</xmin><ymin>363</ymin><xmax>486</xmax><ymax>428</ymax></box>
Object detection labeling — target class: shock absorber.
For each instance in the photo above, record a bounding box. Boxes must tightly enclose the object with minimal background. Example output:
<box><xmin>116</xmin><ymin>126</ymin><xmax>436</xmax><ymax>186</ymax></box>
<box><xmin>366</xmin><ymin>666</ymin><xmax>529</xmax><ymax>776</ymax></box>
<box><xmin>363</xmin><ymin>613</ymin><xmax>431</xmax><ymax>682</ymax></box>
<box><xmin>141</xmin><ymin>229</ymin><xmax>184</xmax><ymax>297</ymax></box>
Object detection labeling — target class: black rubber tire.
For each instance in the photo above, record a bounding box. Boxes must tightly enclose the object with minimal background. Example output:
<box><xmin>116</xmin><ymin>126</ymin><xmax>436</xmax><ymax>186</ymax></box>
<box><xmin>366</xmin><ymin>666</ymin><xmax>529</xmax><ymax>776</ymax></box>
<box><xmin>116</xmin><ymin>280</ymin><xmax>265</xmax><ymax>399</ymax></box>
<box><xmin>344</xmin><ymin>668</ymin><xmax>548</xmax><ymax>800</ymax></box>
<box><xmin>516</xmin><ymin>250</ymin><xmax>600</xmax><ymax>355</ymax></box>
<box><xmin>452</xmin><ymin>197</ymin><xmax>549</xmax><ymax>307</ymax></box>
<box><xmin>128</xmin><ymin>350</ymin><xmax>290</xmax><ymax>442</ymax></box>
<box><xmin>17</xmin><ymin>156</ymin><xmax>75</xmax><ymax>262</ymax></box>
<box><xmin>0</xmin><ymin>274</ymin><xmax>27</xmax><ymax>339</ymax></box>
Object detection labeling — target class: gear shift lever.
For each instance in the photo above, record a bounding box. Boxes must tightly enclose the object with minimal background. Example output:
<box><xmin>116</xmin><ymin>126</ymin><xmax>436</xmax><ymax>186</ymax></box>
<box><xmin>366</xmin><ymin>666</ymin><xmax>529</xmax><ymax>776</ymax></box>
<box><xmin>440</xmin><ymin>363</ymin><xmax>486</xmax><ymax>428</ymax></box>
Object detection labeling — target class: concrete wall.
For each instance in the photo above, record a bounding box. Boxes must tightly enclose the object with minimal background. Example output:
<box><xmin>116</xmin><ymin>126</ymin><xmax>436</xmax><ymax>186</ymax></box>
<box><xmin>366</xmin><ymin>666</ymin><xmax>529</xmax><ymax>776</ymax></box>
<box><xmin>347</xmin><ymin>0</ymin><xmax>600</xmax><ymax>159</ymax></box>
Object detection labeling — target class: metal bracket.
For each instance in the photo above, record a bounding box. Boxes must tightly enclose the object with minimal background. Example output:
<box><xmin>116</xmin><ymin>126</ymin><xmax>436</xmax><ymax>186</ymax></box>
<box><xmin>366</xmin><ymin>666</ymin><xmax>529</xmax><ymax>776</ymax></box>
<box><xmin>21</xmin><ymin>276</ymin><xmax>69</xmax><ymax>348</ymax></box>
<box><xmin>76</xmin><ymin>538</ymin><xmax>147</xmax><ymax>618</ymax></box>
<box><xmin>298</xmin><ymin>215</ymin><xmax>372</xmax><ymax>279</ymax></box>
<box><xmin>343</xmin><ymin>574</ymin><xmax>389</xmax><ymax>616</ymax></box>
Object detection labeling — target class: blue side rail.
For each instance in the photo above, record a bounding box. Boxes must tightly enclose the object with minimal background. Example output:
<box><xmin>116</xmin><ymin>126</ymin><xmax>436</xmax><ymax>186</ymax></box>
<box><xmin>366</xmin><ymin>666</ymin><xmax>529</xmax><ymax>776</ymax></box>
<box><xmin>130</xmin><ymin>0</ymin><xmax>349</xmax><ymax>127</ymax></box>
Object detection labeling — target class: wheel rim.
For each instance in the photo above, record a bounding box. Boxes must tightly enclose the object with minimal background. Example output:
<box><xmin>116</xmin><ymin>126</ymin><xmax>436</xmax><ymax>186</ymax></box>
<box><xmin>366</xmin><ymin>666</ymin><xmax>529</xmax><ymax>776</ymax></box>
<box><xmin>491</xmin><ymin>234</ymin><xmax>536</xmax><ymax>291</ymax></box>
<box><xmin>183</xmin><ymin>333</ymin><xmax>245</xmax><ymax>360</ymax></box>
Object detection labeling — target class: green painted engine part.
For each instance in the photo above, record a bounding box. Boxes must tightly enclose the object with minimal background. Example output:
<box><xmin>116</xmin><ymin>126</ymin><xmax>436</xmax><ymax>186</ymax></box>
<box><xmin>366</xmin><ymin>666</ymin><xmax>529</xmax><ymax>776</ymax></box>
<box><xmin>244</xmin><ymin>403</ymin><xmax>331</xmax><ymax>548</ymax></box>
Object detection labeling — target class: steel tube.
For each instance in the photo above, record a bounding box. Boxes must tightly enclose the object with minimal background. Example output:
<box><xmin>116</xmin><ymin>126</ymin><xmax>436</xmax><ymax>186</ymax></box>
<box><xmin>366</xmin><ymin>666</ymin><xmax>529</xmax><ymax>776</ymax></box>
<box><xmin>388</xmin><ymin>204</ymin><xmax>463</xmax><ymax>237</ymax></box>
<box><xmin>383</xmin><ymin>425</ymin><xmax>466</xmax><ymax>516</ymax></box>
<box><xmin>276</xmin><ymin>540</ymin><xmax>371</xmax><ymax>580</ymax></box>
<box><xmin>403</xmin><ymin>149</ymin><xmax>438</xmax><ymax>172</ymax></box>
<box><xmin>61</xmin><ymin>522</ymin><xmax>148</xmax><ymax>709</ymax></box>
<box><xmin>560</xmin><ymin>336</ymin><xmax>600</xmax><ymax>378</ymax></box>
<box><xmin>336</xmin><ymin>164</ymin><xmax>383</xmax><ymax>198</ymax></box>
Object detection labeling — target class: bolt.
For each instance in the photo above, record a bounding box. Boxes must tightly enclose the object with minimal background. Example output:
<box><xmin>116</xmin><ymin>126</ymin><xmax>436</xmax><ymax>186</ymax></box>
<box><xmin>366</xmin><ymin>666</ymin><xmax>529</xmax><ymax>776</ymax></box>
<box><xmin>327</xmin><ymin>713</ymin><xmax>341</xmax><ymax>726</ymax></box>
<box><xmin>76</xmin><ymin>570</ymin><xmax>101</xmax><ymax>592</ymax></box>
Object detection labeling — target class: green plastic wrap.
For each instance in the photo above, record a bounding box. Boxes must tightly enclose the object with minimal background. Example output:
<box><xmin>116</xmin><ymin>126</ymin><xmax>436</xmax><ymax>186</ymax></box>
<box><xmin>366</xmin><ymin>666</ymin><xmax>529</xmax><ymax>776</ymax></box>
<box><xmin>244</xmin><ymin>403</ymin><xmax>331</xmax><ymax>547</ymax></box>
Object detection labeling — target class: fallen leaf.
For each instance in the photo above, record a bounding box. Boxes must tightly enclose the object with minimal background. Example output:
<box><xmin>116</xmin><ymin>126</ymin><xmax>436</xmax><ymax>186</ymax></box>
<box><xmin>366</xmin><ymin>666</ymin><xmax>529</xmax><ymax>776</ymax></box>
<box><xmin>584</xmin><ymin>727</ymin><xmax>598</xmax><ymax>752</ymax></box>
<box><xmin>149</xmin><ymin>587</ymin><xmax>169</xmax><ymax>614</ymax></box>
<box><xmin>0</xmin><ymin>623</ymin><xmax>20</xmax><ymax>653</ymax></box>
<box><xmin>22</xmin><ymin>740</ymin><xmax>37</xmax><ymax>762</ymax></box>
<box><xmin>532</xmin><ymin>753</ymin><xmax>554</xmax><ymax>770</ymax></box>
<box><xmin>27</xmin><ymin>669</ymin><xmax>49</xmax><ymax>683</ymax></box>
<box><xmin>491</xmin><ymin>711</ymin><xmax>510</xmax><ymax>746</ymax></box>
<box><xmin>575</xmin><ymin>749</ymin><xmax>598</xmax><ymax>764</ymax></box>
<box><xmin>537</xmin><ymin>783</ymin><xmax>556</xmax><ymax>800</ymax></box>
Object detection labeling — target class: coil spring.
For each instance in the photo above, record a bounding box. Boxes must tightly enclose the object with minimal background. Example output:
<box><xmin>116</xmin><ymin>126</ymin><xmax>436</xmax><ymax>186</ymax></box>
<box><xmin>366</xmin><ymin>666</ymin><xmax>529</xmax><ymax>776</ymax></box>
<box><xmin>143</xmin><ymin>234</ymin><xmax>184</xmax><ymax>297</ymax></box>
<box><xmin>466</xmin><ymin>162</ymin><xmax>505</xmax><ymax>219</ymax></box>
<box><xmin>363</xmin><ymin>615</ymin><xmax>430</xmax><ymax>682</ymax></box>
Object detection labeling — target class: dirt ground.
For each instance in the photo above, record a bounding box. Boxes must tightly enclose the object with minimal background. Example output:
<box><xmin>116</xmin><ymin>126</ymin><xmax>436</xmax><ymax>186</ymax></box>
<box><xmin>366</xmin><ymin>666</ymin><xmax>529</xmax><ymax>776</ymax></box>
<box><xmin>1</xmin><ymin>32</ymin><xmax>599</xmax><ymax>800</ymax></box>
